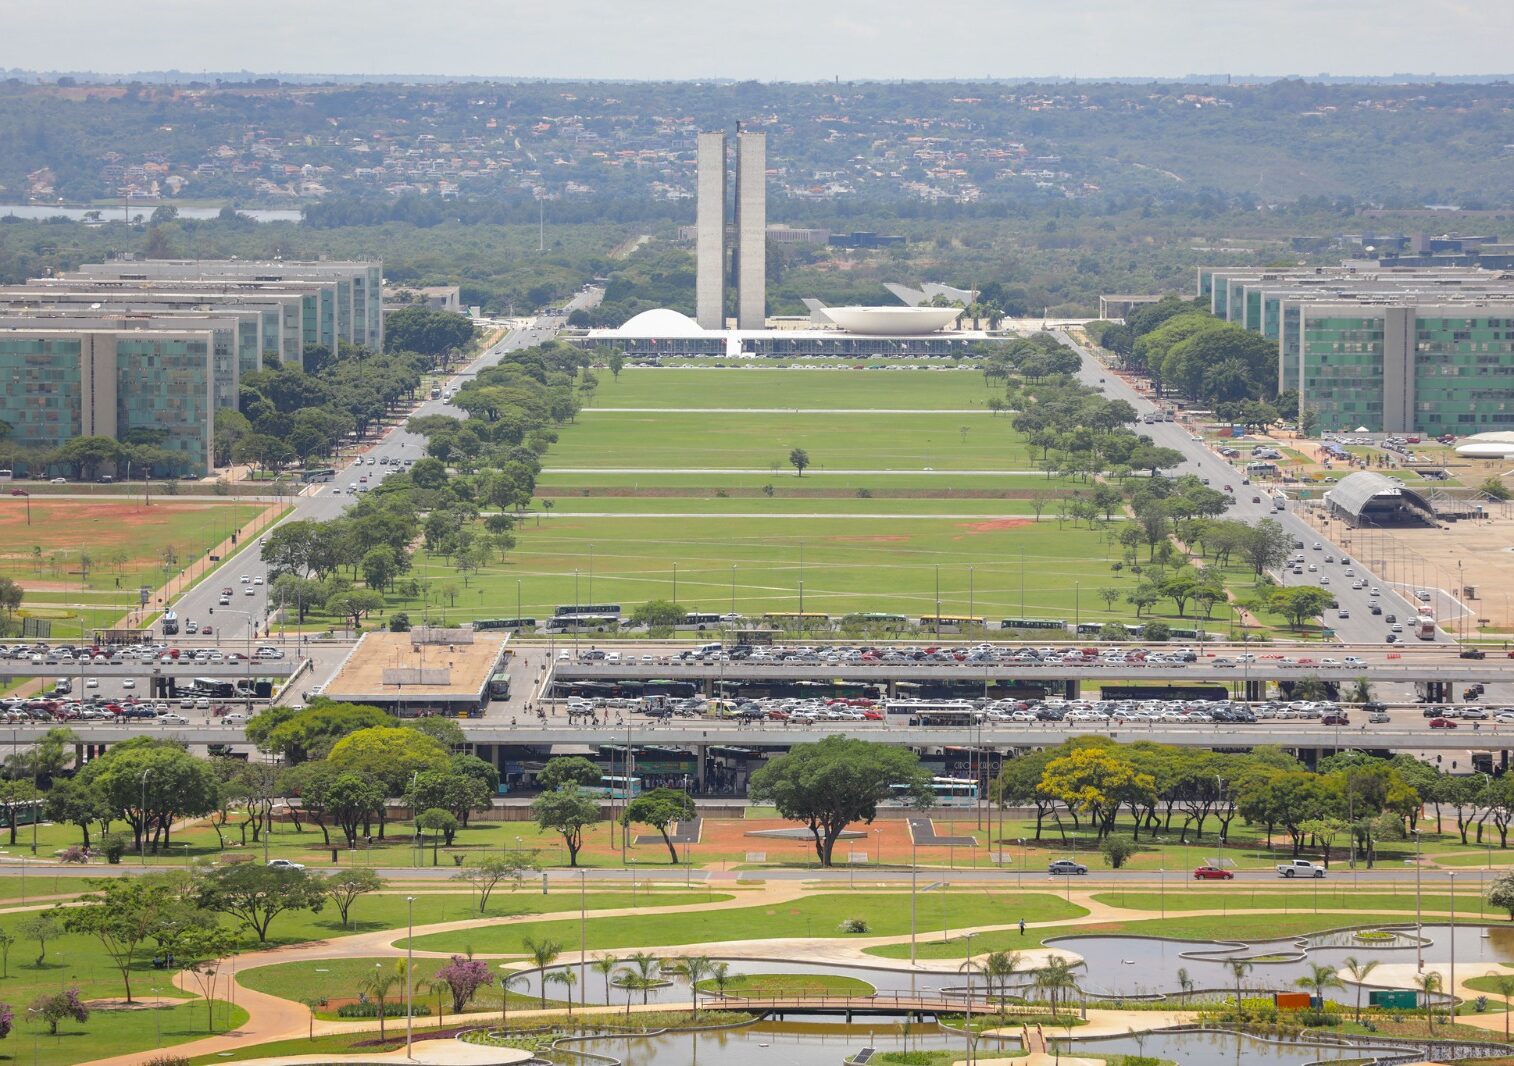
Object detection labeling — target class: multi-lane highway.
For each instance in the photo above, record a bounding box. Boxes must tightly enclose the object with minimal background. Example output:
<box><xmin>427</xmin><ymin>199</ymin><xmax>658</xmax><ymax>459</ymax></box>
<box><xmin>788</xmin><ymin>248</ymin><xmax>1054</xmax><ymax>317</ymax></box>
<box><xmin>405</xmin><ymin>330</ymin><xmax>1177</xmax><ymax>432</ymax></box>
<box><xmin>166</xmin><ymin>311</ymin><xmax>576</xmax><ymax>641</ymax></box>
<box><xmin>1056</xmin><ymin>330</ymin><xmax>1442</xmax><ymax>646</ymax></box>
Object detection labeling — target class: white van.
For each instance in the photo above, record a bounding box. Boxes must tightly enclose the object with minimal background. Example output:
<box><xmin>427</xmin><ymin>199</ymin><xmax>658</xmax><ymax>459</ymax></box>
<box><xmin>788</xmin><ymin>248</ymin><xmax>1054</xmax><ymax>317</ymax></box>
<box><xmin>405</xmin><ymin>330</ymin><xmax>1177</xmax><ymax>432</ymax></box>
<box><xmin>696</xmin><ymin>642</ymin><xmax>722</xmax><ymax>656</ymax></box>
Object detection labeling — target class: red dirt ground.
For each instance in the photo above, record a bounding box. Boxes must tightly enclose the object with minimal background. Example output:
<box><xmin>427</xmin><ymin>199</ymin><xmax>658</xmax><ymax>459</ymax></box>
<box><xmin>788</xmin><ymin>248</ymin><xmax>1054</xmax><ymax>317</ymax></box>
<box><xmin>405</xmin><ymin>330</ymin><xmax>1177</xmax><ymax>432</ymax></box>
<box><xmin>955</xmin><ymin>518</ymin><xmax>1033</xmax><ymax>534</ymax></box>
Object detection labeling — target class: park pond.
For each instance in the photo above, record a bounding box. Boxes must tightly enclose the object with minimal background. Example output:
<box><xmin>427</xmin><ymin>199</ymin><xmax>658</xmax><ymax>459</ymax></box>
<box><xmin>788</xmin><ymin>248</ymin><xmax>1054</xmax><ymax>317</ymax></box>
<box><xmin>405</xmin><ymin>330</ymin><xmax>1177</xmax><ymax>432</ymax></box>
<box><xmin>1046</xmin><ymin>924</ymin><xmax>1514</xmax><ymax>1002</ymax></box>
<box><xmin>552</xmin><ymin>1020</ymin><xmax>1413</xmax><ymax>1066</ymax></box>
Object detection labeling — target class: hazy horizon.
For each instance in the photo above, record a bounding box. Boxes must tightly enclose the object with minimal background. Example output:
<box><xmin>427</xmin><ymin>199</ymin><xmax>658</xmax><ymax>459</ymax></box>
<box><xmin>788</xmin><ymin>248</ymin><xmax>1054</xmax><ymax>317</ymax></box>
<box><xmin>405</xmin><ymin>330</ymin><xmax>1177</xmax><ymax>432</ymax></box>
<box><xmin>3</xmin><ymin>0</ymin><xmax>1510</xmax><ymax>83</ymax></box>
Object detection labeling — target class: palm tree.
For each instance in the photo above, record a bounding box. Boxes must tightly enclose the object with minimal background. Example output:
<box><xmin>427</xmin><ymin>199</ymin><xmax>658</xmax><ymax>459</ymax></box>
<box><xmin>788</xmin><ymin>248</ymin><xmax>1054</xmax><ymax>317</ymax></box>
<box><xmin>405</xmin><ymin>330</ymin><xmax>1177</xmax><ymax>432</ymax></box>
<box><xmin>1414</xmin><ymin>971</ymin><xmax>1443</xmax><ymax>1034</ymax></box>
<box><xmin>592</xmin><ymin>954</ymin><xmax>619</xmax><ymax>1005</ymax></box>
<box><xmin>613</xmin><ymin>968</ymin><xmax>642</xmax><ymax>1019</ymax></box>
<box><xmin>628</xmin><ymin>951</ymin><xmax>661</xmax><ymax>1005</ymax></box>
<box><xmin>360</xmin><ymin>964</ymin><xmax>403</xmax><ymax>1041</ymax></box>
<box><xmin>497</xmin><ymin>970</ymin><xmax>526</xmax><ymax>1029</ymax></box>
<box><xmin>1176</xmin><ymin>967</ymin><xmax>1194</xmax><ymax>1005</ymax></box>
<box><xmin>1491</xmin><ymin>973</ymin><xmax>1514</xmax><ymax>1040</ymax></box>
<box><xmin>959</xmin><ymin>954</ymin><xmax>986</xmax><ymax>1015</ymax></box>
<box><xmin>710</xmin><ymin>961</ymin><xmax>732</xmax><ymax>1000</ymax></box>
<box><xmin>522</xmin><ymin>937</ymin><xmax>562</xmax><ymax>1009</ymax></box>
<box><xmin>546</xmin><ymin>969</ymin><xmax>577</xmax><ymax>1014</ymax></box>
<box><xmin>1227</xmin><ymin>960</ymin><xmax>1253</xmax><ymax>1012</ymax></box>
<box><xmin>983</xmin><ymin>951</ymin><xmax>1023</xmax><ymax>1006</ymax></box>
<box><xmin>1342</xmin><ymin>956</ymin><xmax>1380</xmax><ymax>1023</ymax></box>
<box><xmin>1295</xmin><ymin>962</ymin><xmax>1344</xmax><ymax>1008</ymax></box>
<box><xmin>1034</xmin><ymin>958</ymin><xmax>1078</xmax><ymax>1019</ymax></box>
<box><xmin>682</xmin><ymin>956</ymin><xmax>713</xmax><ymax>1012</ymax></box>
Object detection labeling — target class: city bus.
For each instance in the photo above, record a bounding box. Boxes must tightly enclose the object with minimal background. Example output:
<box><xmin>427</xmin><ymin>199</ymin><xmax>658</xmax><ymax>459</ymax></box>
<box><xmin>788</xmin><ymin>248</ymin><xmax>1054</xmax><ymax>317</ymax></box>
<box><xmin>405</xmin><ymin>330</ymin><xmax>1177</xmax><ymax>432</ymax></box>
<box><xmin>192</xmin><ymin>678</ymin><xmax>238</xmax><ymax>698</ymax></box>
<box><xmin>585</xmin><ymin>775</ymin><xmax>643</xmax><ymax>800</ymax></box>
<box><xmin>917</xmin><ymin>615</ymin><xmax>987</xmax><ymax>631</ymax></box>
<box><xmin>1000</xmin><ymin>618</ymin><xmax>1068</xmax><ymax>631</ymax></box>
<box><xmin>886</xmin><ymin>777</ymin><xmax>979</xmax><ymax>807</ymax></box>
<box><xmin>161</xmin><ymin>610</ymin><xmax>179</xmax><ymax>636</ymax></box>
<box><xmin>883</xmin><ymin>699</ymin><xmax>979</xmax><ymax>726</ymax></box>
<box><xmin>761</xmin><ymin>612</ymin><xmax>831</xmax><ymax>629</ymax></box>
<box><xmin>300</xmin><ymin>467</ymin><xmax>337</xmax><ymax>483</ymax></box>
<box><xmin>683</xmin><ymin>612</ymin><xmax>723</xmax><ymax>628</ymax></box>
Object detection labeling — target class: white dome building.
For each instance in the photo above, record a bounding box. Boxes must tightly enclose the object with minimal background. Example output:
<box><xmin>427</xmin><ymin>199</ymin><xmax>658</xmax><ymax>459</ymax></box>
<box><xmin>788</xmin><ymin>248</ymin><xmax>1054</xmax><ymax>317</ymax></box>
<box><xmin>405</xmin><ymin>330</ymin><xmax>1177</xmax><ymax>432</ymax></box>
<box><xmin>816</xmin><ymin>306</ymin><xmax>963</xmax><ymax>335</ymax></box>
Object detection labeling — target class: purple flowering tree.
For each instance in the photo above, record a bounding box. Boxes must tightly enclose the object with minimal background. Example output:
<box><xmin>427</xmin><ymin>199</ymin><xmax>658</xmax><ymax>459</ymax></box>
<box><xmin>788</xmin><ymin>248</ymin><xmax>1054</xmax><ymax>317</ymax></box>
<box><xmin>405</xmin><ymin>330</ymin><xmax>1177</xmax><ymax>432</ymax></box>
<box><xmin>30</xmin><ymin>990</ymin><xmax>88</xmax><ymax>1035</ymax></box>
<box><xmin>434</xmin><ymin>955</ymin><xmax>494</xmax><ymax>1014</ymax></box>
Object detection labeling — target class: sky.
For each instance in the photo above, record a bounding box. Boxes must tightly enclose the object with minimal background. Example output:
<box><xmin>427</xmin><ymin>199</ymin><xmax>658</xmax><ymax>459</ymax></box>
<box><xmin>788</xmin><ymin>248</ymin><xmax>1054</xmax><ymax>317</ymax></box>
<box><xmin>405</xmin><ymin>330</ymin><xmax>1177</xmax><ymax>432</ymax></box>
<box><xmin>3</xmin><ymin>0</ymin><xmax>1509</xmax><ymax>81</ymax></box>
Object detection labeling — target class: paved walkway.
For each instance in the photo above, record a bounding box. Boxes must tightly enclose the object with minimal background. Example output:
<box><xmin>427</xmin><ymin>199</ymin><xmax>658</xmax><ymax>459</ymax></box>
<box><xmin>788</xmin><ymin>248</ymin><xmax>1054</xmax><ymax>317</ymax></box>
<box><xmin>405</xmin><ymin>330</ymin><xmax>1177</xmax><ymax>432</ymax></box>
<box><xmin>232</xmin><ymin>1040</ymin><xmax>531</xmax><ymax>1066</ymax></box>
<box><xmin>585</xmin><ymin>407</ymin><xmax>998</xmax><ymax>414</ymax></box>
<box><xmin>541</xmin><ymin>467</ymin><xmax>1046</xmax><ymax>476</ymax></box>
<box><xmin>77</xmin><ymin>883</ymin><xmax>1514</xmax><ymax>1065</ymax></box>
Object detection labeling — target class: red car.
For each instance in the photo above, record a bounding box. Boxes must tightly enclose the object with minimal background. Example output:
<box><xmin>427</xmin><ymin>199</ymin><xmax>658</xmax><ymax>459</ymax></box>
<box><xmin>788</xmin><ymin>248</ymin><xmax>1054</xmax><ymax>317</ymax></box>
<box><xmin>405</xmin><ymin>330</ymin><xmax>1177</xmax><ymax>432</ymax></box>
<box><xmin>1429</xmin><ymin>718</ymin><xmax>1458</xmax><ymax>729</ymax></box>
<box><xmin>1193</xmin><ymin>865</ymin><xmax>1234</xmax><ymax>880</ymax></box>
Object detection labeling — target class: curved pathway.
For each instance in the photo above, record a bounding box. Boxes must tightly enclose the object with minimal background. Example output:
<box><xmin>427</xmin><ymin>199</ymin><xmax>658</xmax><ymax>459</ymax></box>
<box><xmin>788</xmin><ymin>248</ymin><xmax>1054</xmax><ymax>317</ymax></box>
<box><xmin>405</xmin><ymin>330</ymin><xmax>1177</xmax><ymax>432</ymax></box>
<box><xmin>79</xmin><ymin>886</ymin><xmax>1514</xmax><ymax>1065</ymax></box>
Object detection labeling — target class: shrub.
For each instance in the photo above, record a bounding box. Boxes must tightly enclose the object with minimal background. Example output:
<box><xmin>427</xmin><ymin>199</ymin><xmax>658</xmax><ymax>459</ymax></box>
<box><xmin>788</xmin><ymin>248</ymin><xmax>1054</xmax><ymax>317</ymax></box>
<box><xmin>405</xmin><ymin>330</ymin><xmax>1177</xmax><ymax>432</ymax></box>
<box><xmin>57</xmin><ymin>846</ymin><xmax>87</xmax><ymax>864</ymax></box>
<box><xmin>1100</xmin><ymin>837</ymin><xmax>1137</xmax><ymax>869</ymax></box>
<box><xmin>388</xmin><ymin>612</ymin><xmax>411</xmax><ymax>632</ymax></box>
<box><xmin>839</xmin><ymin>918</ymin><xmax>869</xmax><ymax>934</ymax></box>
<box><xmin>142</xmin><ymin>1057</ymin><xmax>190</xmax><ymax>1066</ymax></box>
<box><xmin>856</xmin><ymin>488</ymin><xmax>872</xmax><ymax>498</ymax></box>
<box><xmin>100</xmin><ymin>834</ymin><xmax>129</xmax><ymax>864</ymax></box>
<box><xmin>335</xmin><ymin>1002</ymin><xmax>432</xmax><ymax>1018</ymax></box>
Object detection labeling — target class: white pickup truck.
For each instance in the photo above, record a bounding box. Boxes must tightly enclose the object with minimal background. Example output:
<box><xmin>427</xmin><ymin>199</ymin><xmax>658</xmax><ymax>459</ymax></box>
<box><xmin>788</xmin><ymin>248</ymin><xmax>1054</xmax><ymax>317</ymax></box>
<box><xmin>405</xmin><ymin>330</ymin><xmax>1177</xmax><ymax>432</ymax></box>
<box><xmin>1276</xmin><ymin>859</ymin><xmax>1326</xmax><ymax>878</ymax></box>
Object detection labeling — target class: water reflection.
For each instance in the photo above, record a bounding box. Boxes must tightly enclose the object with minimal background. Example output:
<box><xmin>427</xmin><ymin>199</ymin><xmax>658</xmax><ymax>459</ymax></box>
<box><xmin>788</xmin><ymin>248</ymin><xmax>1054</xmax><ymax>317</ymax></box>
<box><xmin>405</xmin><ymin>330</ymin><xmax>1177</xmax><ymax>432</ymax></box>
<box><xmin>1066</xmin><ymin>1029</ymin><xmax>1405</xmax><ymax>1065</ymax></box>
<box><xmin>566</xmin><ymin>1020</ymin><xmax>1012</xmax><ymax>1066</ymax></box>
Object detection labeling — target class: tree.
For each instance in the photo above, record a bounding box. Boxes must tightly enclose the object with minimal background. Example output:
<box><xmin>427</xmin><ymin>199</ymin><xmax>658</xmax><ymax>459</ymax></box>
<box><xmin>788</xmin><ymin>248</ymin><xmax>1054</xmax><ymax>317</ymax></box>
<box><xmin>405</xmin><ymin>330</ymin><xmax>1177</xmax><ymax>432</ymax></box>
<box><xmin>547</xmin><ymin>968</ymin><xmax>578</xmax><ymax>1012</ymax></box>
<box><xmin>630</xmin><ymin>599</ymin><xmax>687</xmax><ymax>628</ymax></box>
<box><xmin>537</xmin><ymin>756</ymin><xmax>604</xmax><ymax>792</ymax></box>
<box><xmin>325</xmin><ymin>772</ymin><xmax>387</xmax><ymax>847</ymax></box>
<box><xmin>434</xmin><ymin>955</ymin><xmax>495</xmax><ymax>1014</ymax></box>
<box><xmin>194</xmin><ymin>863</ymin><xmax>326</xmax><ymax>943</ymax></box>
<box><xmin>327</xmin><ymin>726</ymin><xmax>450</xmax><ymax>820</ymax></box>
<box><xmin>531</xmin><ymin>787</ymin><xmax>601</xmax><ymax>867</ymax></box>
<box><xmin>682</xmin><ymin>955</ymin><xmax>713</xmax><ymax>1011</ymax></box>
<box><xmin>1414</xmin><ymin>970</ymin><xmax>1442</xmax><ymax>1033</ymax></box>
<box><xmin>405</xmin><ymin>771</ymin><xmax>491</xmax><ymax>843</ymax></box>
<box><xmin>983</xmin><ymin>951</ymin><xmax>1022</xmax><ymax>1003</ymax></box>
<box><xmin>407</xmin><ymin>716</ymin><xmax>467</xmax><ymax>752</ymax></box>
<box><xmin>1480</xmin><ymin>477</ymin><xmax>1511</xmax><ymax>501</ymax></box>
<box><xmin>0</xmin><ymin>930</ymin><xmax>12</xmax><ymax>978</ymax></box>
<box><xmin>385</xmin><ymin>306</ymin><xmax>476</xmax><ymax>359</ymax></box>
<box><xmin>1342</xmin><ymin>956</ymin><xmax>1380</xmax><ymax>1023</ymax></box>
<box><xmin>17</xmin><ymin>914</ymin><xmax>59</xmax><ymax>968</ymax></box>
<box><xmin>1493</xmin><ymin>973</ymin><xmax>1514</xmax><ymax>1040</ymax></box>
<box><xmin>1295</xmin><ymin>961</ymin><xmax>1343</xmax><ymax>1005</ymax></box>
<box><xmin>0</xmin><ymin>781</ymin><xmax>39</xmax><ymax>848</ymax></box>
<box><xmin>28</xmin><ymin>990</ymin><xmax>87</xmax><ymax>1036</ymax></box>
<box><xmin>788</xmin><ymin>447</ymin><xmax>811</xmax><ymax>476</ymax></box>
<box><xmin>592</xmin><ymin>954</ymin><xmax>620</xmax><ymax>1005</ymax></box>
<box><xmin>251</xmin><ymin>702</ymin><xmax>395</xmax><ymax>763</ymax></box>
<box><xmin>322</xmin><ymin>869</ymin><xmax>383</xmax><ymax>928</ymax></box>
<box><xmin>748</xmin><ymin>736</ymin><xmax>931</xmax><ymax>867</ymax></box>
<box><xmin>1488</xmin><ymin>870</ymin><xmax>1514</xmax><ymax>920</ymax></box>
<box><xmin>454</xmin><ymin>853</ymin><xmax>538</xmax><ymax>913</ymax></box>
<box><xmin>82</xmin><ymin>740</ymin><xmax>218</xmax><ymax>854</ymax></box>
<box><xmin>1228</xmin><ymin>959</ymin><xmax>1252</xmax><ymax>1011</ymax></box>
<box><xmin>1100</xmin><ymin>837</ymin><xmax>1137</xmax><ymax>869</ymax></box>
<box><xmin>361</xmin><ymin>963</ymin><xmax>404</xmax><ymax>1040</ymax></box>
<box><xmin>622</xmin><ymin>788</ymin><xmax>697</xmax><ymax>864</ymax></box>
<box><xmin>64</xmin><ymin>876</ymin><xmax>182</xmax><ymax>1001</ymax></box>
<box><xmin>1034</xmin><ymin>956</ymin><xmax>1077</xmax><ymax>1017</ymax></box>
<box><xmin>523</xmin><ymin>937</ymin><xmax>562</xmax><ymax>1009</ymax></box>
<box><xmin>175</xmin><ymin>924</ymin><xmax>243</xmax><ymax>1033</ymax></box>
<box><xmin>324</xmin><ymin>588</ymin><xmax>386</xmax><ymax>630</ymax></box>
<box><xmin>415</xmin><ymin>808</ymin><xmax>459</xmax><ymax>865</ymax></box>
<box><xmin>1269</xmin><ymin>586</ymin><xmax>1334</xmax><ymax>630</ymax></box>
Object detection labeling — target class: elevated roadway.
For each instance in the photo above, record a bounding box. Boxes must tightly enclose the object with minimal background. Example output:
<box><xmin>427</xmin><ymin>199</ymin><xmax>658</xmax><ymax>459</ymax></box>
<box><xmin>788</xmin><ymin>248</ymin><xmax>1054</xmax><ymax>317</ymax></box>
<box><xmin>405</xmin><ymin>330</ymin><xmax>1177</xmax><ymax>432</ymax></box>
<box><xmin>5</xmin><ymin>719</ymin><xmax>1511</xmax><ymax>752</ymax></box>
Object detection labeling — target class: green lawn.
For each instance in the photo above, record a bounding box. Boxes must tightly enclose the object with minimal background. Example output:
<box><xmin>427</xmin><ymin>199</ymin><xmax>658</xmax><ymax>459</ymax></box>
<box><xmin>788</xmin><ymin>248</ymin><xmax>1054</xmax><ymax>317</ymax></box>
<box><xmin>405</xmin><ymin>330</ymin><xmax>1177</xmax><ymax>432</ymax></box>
<box><xmin>4</xmin><ymin>999</ymin><xmax>247</xmax><ymax>1066</ymax></box>
<box><xmin>388</xmin><ymin>514</ymin><xmax>1133</xmax><ymax>623</ymax></box>
<box><xmin>402</xmin><ymin>891</ymin><xmax>1087</xmax><ymax>955</ymax></box>
<box><xmin>537</xmin><ymin>471</ymin><xmax>1065</xmax><ymax>491</ymax></box>
<box><xmin>236</xmin><ymin>957</ymin><xmax>565</xmax><ymax>1018</ymax></box>
<box><xmin>865</xmin><ymin>912</ymin><xmax>1421</xmax><ymax>961</ymax></box>
<box><xmin>696</xmin><ymin>972</ymin><xmax>875</xmax><ymax>996</ymax></box>
<box><xmin>535</xmin><ymin>496</ymin><xmax>1042</xmax><ymax>516</ymax></box>
<box><xmin>590</xmin><ymin>367</ymin><xmax>999</xmax><ymax>410</ymax></box>
<box><xmin>551</xmin><ymin>411</ymin><xmax>1033</xmax><ymax>472</ymax></box>
<box><xmin>1090</xmin><ymin>891</ymin><xmax>1486</xmax><ymax>914</ymax></box>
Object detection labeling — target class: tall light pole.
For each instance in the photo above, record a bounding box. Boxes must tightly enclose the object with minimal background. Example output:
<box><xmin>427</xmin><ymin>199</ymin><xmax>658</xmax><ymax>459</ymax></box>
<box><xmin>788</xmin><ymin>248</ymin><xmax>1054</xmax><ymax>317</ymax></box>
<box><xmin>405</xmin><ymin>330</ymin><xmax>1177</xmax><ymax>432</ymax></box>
<box><xmin>1414</xmin><ymin>829</ymin><xmax>1423</xmax><ymax>971</ymax></box>
<box><xmin>140</xmin><ymin>768</ymin><xmax>154</xmax><ymax>864</ymax></box>
<box><xmin>1448</xmin><ymin>871</ymin><xmax>1456</xmax><ymax>1020</ymax></box>
<box><xmin>579</xmin><ymin>870</ymin><xmax>588</xmax><ymax>1010</ymax></box>
<box><xmin>405</xmin><ymin>895</ymin><xmax>415</xmax><ymax>1059</ymax></box>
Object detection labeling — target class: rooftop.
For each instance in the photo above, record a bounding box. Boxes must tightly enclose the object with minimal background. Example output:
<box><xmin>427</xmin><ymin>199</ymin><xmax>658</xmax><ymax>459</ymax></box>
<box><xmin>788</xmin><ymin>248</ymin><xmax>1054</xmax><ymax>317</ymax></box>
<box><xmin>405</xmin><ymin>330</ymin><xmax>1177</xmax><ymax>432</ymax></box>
<box><xmin>321</xmin><ymin>629</ymin><xmax>508</xmax><ymax>706</ymax></box>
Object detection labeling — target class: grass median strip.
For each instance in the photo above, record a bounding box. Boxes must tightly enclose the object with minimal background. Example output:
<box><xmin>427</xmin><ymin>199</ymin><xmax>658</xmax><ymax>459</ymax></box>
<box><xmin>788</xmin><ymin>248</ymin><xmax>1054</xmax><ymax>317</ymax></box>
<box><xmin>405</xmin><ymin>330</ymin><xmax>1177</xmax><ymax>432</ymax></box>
<box><xmin>402</xmin><ymin>892</ymin><xmax>1086</xmax><ymax>955</ymax></box>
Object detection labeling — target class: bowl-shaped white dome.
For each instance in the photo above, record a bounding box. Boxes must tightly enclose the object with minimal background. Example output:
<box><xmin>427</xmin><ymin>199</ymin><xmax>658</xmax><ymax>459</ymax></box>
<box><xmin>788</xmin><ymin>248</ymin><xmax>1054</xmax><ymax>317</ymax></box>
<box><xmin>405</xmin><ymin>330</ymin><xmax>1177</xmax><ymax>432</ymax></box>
<box><xmin>818</xmin><ymin>306</ymin><xmax>962</xmax><ymax>335</ymax></box>
<box><xmin>618</xmin><ymin>308</ymin><xmax>705</xmax><ymax>337</ymax></box>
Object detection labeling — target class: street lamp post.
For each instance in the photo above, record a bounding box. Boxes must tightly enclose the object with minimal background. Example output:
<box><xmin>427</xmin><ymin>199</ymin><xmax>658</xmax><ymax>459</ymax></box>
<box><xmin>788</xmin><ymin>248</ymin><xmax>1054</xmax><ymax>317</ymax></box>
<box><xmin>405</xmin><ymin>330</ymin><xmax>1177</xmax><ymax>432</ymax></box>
<box><xmin>1414</xmin><ymin>829</ymin><xmax>1423</xmax><ymax>971</ymax></box>
<box><xmin>1449</xmin><ymin>871</ymin><xmax>1457</xmax><ymax>1022</ymax></box>
<box><xmin>405</xmin><ymin>895</ymin><xmax>415</xmax><ymax>1059</ymax></box>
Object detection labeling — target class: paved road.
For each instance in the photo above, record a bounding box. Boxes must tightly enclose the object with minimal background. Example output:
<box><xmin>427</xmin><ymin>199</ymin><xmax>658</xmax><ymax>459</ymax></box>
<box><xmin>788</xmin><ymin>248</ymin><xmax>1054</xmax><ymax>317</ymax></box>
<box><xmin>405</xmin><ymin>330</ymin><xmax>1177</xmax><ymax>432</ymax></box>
<box><xmin>1053</xmin><ymin>330</ymin><xmax>1441</xmax><ymax>646</ymax></box>
<box><xmin>541</xmin><ymin>467</ymin><xmax>1046</xmax><ymax>476</ymax></box>
<box><xmin>584</xmin><ymin>407</ymin><xmax>998</xmax><ymax>414</ymax></box>
<box><xmin>166</xmin><ymin>303</ymin><xmax>589</xmax><ymax>641</ymax></box>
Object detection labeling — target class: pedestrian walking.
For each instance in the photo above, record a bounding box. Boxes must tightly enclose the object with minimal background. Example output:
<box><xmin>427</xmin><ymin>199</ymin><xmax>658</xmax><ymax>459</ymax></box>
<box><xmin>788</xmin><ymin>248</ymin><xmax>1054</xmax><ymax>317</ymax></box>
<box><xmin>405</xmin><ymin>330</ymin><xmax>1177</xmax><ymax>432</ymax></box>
<box><xmin>1019</xmin><ymin>918</ymin><xmax>1026</xmax><ymax>936</ymax></box>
